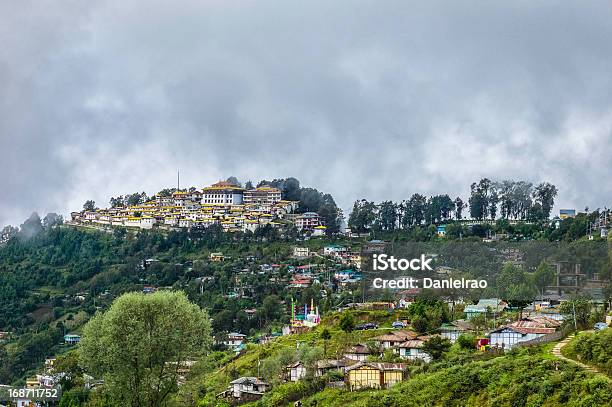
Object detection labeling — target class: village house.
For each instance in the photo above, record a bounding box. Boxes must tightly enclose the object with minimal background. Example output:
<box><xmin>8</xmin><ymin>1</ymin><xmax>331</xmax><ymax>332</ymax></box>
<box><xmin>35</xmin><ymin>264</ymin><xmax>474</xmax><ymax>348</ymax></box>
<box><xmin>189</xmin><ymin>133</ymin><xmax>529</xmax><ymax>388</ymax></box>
<box><xmin>224</xmin><ymin>332</ymin><xmax>247</xmax><ymax>351</ymax></box>
<box><xmin>397</xmin><ymin>339</ymin><xmax>431</xmax><ymax>362</ymax></box>
<box><xmin>64</xmin><ymin>334</ymin><xmax>81</xmax><ymax>345</ymax></box>
<box><xmin>209</xmin><ymin>252</ymin><xmax>225</xmax><ymax>261</ymax></box>
<box><xmin>344</xmin><ymin>344</ymin><xmax>373</xmax><ymax>361</ymax></box>
<box><xmin>323</xmin><ymin>244</ymin><xmax>347</xmax><ymax>256</ymax></box>
<box><xmin>372</xmin><ymin>330</ymin><xmax>417</xmax><ymax>349</ymax></box>
<box><xmin>488</xmin><ymin>316</ymin><xmax>561</xmax><ymax>349</ymax></box>
<box><xmin>345</xmin><ymin>362</ymin><xmax>407</xmax><ymax>390</ymax></box>
<box><xmin>286</xmin><ymin>361</ymin><xmax>307</xmax><ymax>382</ymax></box>
<box><xmin>289</xmin><ymin>276</ymin><xmax>312</xmax><ymax>288</ymax></box>
<box><xmin>439</xmin><ymin>320</ymin><xmax>475</xmax><ymax>343</ymax></box>
<box><xmin>221</xmin><ymin>377</ymin><xmax>270</xmax><ymax>401</ymax></box>
<box><xmin>464</xmin><ymin>298</ymin><xmax>508</xmax><ymax>319</ymax></box>
<box><xmin>287</xmin><ymin>359</ymin><xmax>351</xmax><ymax>382</ymax></box>
<box><xmin>293</xmin><ymin>247</ymin><xmax>310</xmax><ymax>258</ymax></box>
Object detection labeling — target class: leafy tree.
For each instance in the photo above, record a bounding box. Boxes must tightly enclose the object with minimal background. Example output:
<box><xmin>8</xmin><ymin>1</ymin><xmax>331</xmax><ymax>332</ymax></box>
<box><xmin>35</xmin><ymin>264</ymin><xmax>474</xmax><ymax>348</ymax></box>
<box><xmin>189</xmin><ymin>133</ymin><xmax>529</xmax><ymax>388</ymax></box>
<box><xmin>469</xmin><ymin>179</ymin><xmax>491</xmax><ymax>220</ymax></box>
<box><xmin>43</xmin><ymin>213</ymin><xmax>63</xmax><ymax>228</ymax></box>
<box><xmin>411</xmin><ymin>316</ymin><xmax>429</xmax><ymax>334</ymax></box>
<box><xmin>79</xmin><ymin>291</ymin><xmax>212</xmax><ymax>407</ymax></box>
<box><xmin>559</xmin><ymin>297</ymin><xmax>592</xmax><ymax>330</ymax></box>
<box><xmin>320</xmin><ymin>328</ymin><xmax>332</xmax><ymax>356</ymax></box>
<box><xmin>259</xmin><ymin>295</ymin><xmax>282</xmax><ymax>327</ymax></box>
<box><xmin>422</xmin><ymin>336</ymin><xmax>451</xmax><ymax>361</ymax></box>
<box><xmin>456</xmin><ymin>334</ymin><xmax>477</xmax><ymax>351</ymax></box>
<box><xmin>299</xmin><ymin>345</ymin><xmax>324</xmax><ymax>377</ymax></box>
<box><xmin>226</xmin><ymin>176</ymin><xmax>241</xmax><ymax>187</ymax></box>
<box><xmin>533</xmin><ymin>182</ymin><xmax>558</xmax><ymax>220</ymax></box>
<box><xmin>83</xmin><ymin>200</ymin><xmax>96</xmax><ymax>212</ymax></box>
<box><xmin>348</xmin><ymin>200</ymin><xmax>377</xmax><ymax>233</ymax></box>
<box><xmin>378</xmin><ymin>201</ymin><xmax>398</xmax><ymax>231</ymax></box>
<box><xmin>533</xmin><ymin>261</ymin><xmax>554</xmax><ymax>301</ymax></box>
<box><xmin>1</xmin><ymin>225</ymin><xmax>19</xmax><ymax>242</ymax></box>
<box><xmin>454</xmin><ymin>197</ymin><xmax>464</xmax><ymax>220</ymax></box>
<box><xmin>339</xmin><ymin>313</ymin><xmax>355</xmax><ymax>333</ymax></box>
<box><xmin>496</xmin><ymin>263</ymin><xmax>537</xmax><ymax>309</ymax></box>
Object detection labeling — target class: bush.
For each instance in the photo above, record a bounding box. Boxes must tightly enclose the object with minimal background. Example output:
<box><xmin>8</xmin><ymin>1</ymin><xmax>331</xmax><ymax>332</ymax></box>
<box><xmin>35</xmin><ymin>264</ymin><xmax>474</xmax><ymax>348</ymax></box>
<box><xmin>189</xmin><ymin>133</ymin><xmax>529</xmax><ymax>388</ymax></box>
<box><xmin>456</xmin><ymin>334</ymin><xmax>477</xmax><ymax>351</ymax></box>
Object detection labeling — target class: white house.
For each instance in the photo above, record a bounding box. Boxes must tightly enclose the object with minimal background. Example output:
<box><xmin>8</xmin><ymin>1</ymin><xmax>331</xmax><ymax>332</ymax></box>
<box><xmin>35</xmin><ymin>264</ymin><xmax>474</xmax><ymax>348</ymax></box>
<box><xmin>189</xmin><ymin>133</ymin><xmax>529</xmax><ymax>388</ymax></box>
<box><xmin>439</xmin><ymin>320</ymin><xmax>475</xmax><ymax>343</ymax></box>
<box><xmin>293</xmin><ymin>247</ymin><xmax>310</xmax><ymax>258</ymax></box>
<box><xmin>344</xmin><ymin>344</ymin><xmax>372</xmax><ymax>361</ymax></box>
<box><xmin>488</xmin><ymin>326</ymin><xmax>554</xmax><ymax>349</ymax></box>
<box><xmin>397</xmin><ymin>340</ymin><xmax>431</xmax><ymax>362</ymax></box>
<box><xmin>323</xmin><ymin>245</ymin><xmax>347</xmax><ymax>256</ymax></box>
<box><xmin>228</xmin><ymin>377</ymin><xmax>269</xmax><ymax>399</ymax></box>
<box><xmin>224</xmin><ymin>332</ymin><xmax>246</xmax><ymax>350</ymax></box>
<box><xmin>286</xmin><ymin>362</ymin><xmax>307</xmax><ymax>382</ymax></box>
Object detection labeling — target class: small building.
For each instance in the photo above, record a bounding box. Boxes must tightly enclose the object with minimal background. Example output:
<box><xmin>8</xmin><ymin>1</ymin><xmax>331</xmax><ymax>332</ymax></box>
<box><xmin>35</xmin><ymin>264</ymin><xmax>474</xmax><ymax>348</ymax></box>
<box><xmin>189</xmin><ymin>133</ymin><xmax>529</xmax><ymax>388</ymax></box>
<box><xmin>323</xmin><ymin>244</ymin><xmax>347</xmax><ymax>256</ymax></box>
<box><xmin>224</xmin><ymin>332</ymin><xmax>247</xmax><ymax>350</ymax></box>
<box><xmin>344</xmin><ymin>344</ymin><xmax>372</xmax><ymax>361</ymax></box>
<box><xmin>226</xmin><ymin>377</ymin><xmax>270</xmax><ymax>400</ymax></box>
<box><xmin>439</xmin><ymin>320</ymin><xmax>475</xmax><ymax>343</ymax></box>
<box><xmin>345</xmin><ymin>362</ymin><xmax>407</xmax><ymax>390</ymax></box>
<box><xmin>293</xmin><ymin>247</ymin><xmax>310</xmax><ymax>258</ymax></box>
<box><xmin>210</xmin><ymin>252</ymin><xmax>224</xmax><ymax>262</ymax></box>
<box><xmin>397</xmin><ymin>340</ymin><xmax>431</xmax><ymax>362</ymax></box>
<box><xmin>312</xmin><ymin>225</ymin><xmax>327</xmax><ymax>236</ymax></box>
<box><xmin>315</xmin><ymin>359</ymin><xmax>351</xmax><ymax>376</ymax></box>
<box><xmin>372</xmin><ymin>331</ymin><xmax>417</xmax><ymax>349</ymax></box>
<box><xmin>464</xmin><ymin>298</ymin><xmax>508</xmax><ymax>319</ymax></box>
<box><xmin>64</xmin><ymin>334</ymin><xmax>81</xmax><ymax>345</ymax></box>
<box><xmin>286</xmin><ymin>361</ymin><xmax>307</xmax><ymax>382</ymax></box>
<box><xmin>559</xmin><ymin>209</ymin><xmax>576</xmax><ymax>219</ymax></box>
<box><xmin>488</xmin><ymin>325</ymin><xmax>555</xmax><ymax>349</ymax></box>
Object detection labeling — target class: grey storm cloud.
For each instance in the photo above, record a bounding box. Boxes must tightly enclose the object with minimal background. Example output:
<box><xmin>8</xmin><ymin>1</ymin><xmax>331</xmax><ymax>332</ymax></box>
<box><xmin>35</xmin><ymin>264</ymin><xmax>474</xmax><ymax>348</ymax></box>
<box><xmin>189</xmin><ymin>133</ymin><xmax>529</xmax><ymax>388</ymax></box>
<box><xmin>1</xmin><ymin>0</ymin><xmax>612</xmax><ymax>227</ymax></box>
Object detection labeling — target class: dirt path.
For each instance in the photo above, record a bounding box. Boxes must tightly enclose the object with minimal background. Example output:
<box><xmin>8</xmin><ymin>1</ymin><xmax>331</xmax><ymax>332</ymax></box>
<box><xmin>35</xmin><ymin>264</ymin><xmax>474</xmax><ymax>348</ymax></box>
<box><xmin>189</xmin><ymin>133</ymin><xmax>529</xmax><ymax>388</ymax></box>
<box><xmin>551</xmin><ymin>332</ymin><xmax>606</xmax><ymax>376</ymax></box>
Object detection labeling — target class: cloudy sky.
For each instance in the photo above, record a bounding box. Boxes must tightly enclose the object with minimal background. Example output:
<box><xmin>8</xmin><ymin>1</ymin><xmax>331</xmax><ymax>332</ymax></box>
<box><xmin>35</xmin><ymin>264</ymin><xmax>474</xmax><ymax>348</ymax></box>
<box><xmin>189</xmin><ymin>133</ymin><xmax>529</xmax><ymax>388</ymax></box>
<box><xmin>2</xmin><ymin>0</ymin><xmax>612</xmax><ymax>227</ymax></box>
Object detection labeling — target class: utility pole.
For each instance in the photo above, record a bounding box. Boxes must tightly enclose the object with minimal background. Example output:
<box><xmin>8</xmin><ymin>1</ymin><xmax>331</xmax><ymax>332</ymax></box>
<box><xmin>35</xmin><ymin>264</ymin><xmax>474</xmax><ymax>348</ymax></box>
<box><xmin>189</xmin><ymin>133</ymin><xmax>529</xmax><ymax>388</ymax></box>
<box><xmin>177</xmin><ymin>169</ymin><xmax>180</xmax><ymax>191</ymax></box>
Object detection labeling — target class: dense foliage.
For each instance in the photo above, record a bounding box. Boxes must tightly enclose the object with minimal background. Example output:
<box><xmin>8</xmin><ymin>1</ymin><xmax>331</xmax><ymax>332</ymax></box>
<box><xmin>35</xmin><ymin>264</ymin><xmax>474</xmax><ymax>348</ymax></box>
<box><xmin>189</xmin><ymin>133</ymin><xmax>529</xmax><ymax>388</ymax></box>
<box><xmin>298</xmin><ymin>349</ymin><xmax>611</xmax><ymax>407</ymax></box>
<box><xmin>80</xmin><ymin>291</ymin><xmax>212</xmax><ymax>407</ymax></box>
<box><xmin>564</xmin><ymin>329</ymin><xmax>612</xmax><ymax>375</ymax></box>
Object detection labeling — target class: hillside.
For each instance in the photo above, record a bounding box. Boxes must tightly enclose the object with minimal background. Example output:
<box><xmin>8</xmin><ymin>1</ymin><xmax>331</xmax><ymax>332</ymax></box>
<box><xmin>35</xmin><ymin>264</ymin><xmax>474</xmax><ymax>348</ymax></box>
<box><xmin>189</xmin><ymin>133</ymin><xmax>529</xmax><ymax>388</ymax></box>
<box><xmin>169</xmin><ymin>314</ymin><xmax>611</xmax><ymax>407</ymax></box>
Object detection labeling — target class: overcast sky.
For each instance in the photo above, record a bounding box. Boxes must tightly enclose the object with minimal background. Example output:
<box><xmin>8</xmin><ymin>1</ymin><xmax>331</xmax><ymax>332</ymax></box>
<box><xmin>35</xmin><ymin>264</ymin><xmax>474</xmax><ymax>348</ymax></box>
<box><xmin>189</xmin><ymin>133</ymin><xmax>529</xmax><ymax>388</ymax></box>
<box><xmin>2</xmin><ymin>1</ymin><xmax>612</xmax><ymax>227</ymax></box>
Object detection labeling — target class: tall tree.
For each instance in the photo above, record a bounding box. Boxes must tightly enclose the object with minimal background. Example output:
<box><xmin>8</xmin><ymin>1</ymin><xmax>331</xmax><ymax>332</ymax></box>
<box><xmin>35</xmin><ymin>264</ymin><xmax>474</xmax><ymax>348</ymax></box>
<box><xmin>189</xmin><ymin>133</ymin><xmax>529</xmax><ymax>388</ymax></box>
<box><xmin>79</xmin><ymin>291</ymin><xmax>212</xmax><ymax>407</ymax></box>
<box><xmin>469</xmin><ymin>179</ymin><xmax>492</xmax><ymax>220</ymax></box>
<box><xmin>42</xmin><ymin>213</ymin><xmax>63</xmax><ymax>228</ymax></box>
<box><xmin>534</xmin><ymin>182</ymin><xmax>558</xmax><ymax>220</ymax></box>
<box><xmin>378</xmin><ymin>201</ymin><xmax>398</xmax><ymax>231</ymax></box>
<box><xmin>348</xmin><ymin>200</ymin><xmax>377</xmax><ymax>233</ymax></box>
<box><xmin>454</xmin><ymin>197</ymin><xmax>464</xmax><ymax>220</ymax></box>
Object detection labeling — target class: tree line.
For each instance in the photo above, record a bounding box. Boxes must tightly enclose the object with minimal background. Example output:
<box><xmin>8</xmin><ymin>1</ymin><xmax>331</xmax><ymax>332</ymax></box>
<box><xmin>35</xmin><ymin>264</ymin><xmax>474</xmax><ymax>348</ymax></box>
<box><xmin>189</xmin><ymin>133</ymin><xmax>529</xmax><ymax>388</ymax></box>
<box><xmin>348</xmin><ymin>178</ymin><xmax>558</xmax><ymax>233</ymax></box>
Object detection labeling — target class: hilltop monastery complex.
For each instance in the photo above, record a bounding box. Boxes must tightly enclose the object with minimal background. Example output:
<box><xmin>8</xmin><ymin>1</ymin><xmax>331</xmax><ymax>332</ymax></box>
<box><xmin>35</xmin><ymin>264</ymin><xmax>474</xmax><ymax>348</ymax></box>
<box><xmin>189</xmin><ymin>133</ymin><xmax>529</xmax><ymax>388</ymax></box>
<box><xmin>68</xmin><ymin>182</ymin><xmax>326</xmax><ymax>234</ymax></box>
